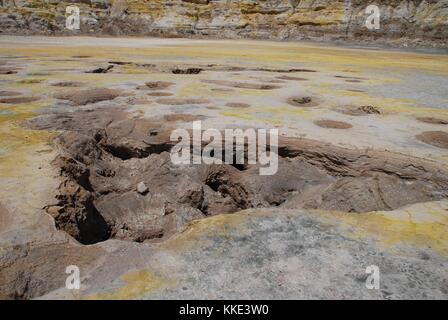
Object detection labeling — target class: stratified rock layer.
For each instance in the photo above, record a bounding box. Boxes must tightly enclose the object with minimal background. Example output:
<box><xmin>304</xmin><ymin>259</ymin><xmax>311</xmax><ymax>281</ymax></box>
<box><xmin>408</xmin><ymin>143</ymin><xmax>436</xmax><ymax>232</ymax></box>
<box><xmin>1</xmin><ymin>0</ymin><xmax>448</xmax><ymax>47</ymax></box>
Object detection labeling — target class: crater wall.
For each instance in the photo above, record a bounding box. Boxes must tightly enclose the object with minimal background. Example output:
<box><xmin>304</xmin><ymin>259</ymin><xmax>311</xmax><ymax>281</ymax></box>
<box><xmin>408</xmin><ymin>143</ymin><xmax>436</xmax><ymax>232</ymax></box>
<box><xmin>0</xmin><ymin>0</ymin><xmax>447</xmax><ymax>47</ymax></box>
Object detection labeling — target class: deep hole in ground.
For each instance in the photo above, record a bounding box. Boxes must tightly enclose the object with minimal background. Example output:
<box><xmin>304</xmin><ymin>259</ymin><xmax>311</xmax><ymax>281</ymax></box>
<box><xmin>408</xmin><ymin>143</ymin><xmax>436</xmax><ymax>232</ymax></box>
<box><xmin>28</xmin><ymin>107</ymin><xmax>448</xmax><ymax>245</ymax></box>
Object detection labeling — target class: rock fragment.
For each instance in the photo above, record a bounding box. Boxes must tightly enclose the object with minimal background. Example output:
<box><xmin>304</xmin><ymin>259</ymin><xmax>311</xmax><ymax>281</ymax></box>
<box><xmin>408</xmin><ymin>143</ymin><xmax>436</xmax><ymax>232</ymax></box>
<box><xmin>172</xmin><ymin>68</ymin><xmax>202</xmax><ymax>74</ymax></box>
<box><xmin>137</xmin><ymin>182</ymin><xmax>149</xmax><ymax>195</ymax></box>
<box><xmin>86</xmin><ymin>65</ymin><xmax>114</xmax><ymax>74</ymax></box>
<box><xmin>341</xmin><ymin>105</ymin><xmax>381</xmax><ymax>116</ymax></box>
<box><xmin>143</xmin><ymin>81</ymin><xmax>174</xmax><ymax>90</ymax></box>
<box><xmin>54</xmin><ymin>88</ymin><xmax>122</xmax><ymax>105</ymax></box>
<box><xmin>287</xmin><ymin>96</ymin><xmax>316</xmax><ymax>107</ymax></box>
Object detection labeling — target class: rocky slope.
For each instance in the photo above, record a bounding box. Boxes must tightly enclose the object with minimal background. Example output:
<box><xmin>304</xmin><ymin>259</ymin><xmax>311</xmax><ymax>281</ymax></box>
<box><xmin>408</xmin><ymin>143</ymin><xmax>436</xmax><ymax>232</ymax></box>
<box><xmin>0</xmin><ymin>0</ymin><xmax>447</xmax><ymax>47</ymax></box>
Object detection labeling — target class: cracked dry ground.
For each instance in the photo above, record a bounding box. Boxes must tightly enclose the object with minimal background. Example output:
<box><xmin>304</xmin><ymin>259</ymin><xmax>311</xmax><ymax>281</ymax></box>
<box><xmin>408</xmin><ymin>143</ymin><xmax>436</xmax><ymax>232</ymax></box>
<box><xmin>1</xmin><ymin>37</ymin><xmax>448</xmax><ymax>299</ymax></box>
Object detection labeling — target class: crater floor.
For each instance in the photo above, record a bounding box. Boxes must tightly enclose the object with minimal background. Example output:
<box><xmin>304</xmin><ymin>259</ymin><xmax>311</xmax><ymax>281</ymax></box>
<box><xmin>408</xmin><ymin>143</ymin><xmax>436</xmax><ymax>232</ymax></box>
<box><xmin>0</xmin><ymin>36</ymin><xmax>447</xmax><ymax>299</ymax></box>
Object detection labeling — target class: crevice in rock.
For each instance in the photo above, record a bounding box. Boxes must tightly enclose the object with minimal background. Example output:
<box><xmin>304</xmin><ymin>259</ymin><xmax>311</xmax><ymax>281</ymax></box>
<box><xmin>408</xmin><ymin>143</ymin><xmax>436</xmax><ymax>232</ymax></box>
<box><xmin>27</xmin><ymin>107</ymin><xmax>448</xmax><ymax>245</ymax></box>
<box><xmin>172</xmin><ymin>68</ymin><xmax>203</xmax><ymax>74</ymax></box>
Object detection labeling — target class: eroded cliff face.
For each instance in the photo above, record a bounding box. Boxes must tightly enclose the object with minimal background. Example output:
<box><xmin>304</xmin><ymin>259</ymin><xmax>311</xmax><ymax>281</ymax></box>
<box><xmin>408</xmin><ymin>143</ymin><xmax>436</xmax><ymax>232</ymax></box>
<box><xmin>0</xmin><ymin>0</ymin><xmax>447</xmax><ymax>47</ymax></box>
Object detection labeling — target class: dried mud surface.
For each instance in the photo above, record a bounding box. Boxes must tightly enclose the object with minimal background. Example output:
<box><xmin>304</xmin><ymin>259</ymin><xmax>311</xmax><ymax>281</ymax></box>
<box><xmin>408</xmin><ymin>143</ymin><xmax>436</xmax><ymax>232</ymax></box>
<box><xmin>313</xmin><ymin>119</ymin><xmax>353</xmax><ymax>129</ymax></box>
<box><xmin>53</xmin><ymin>88</ymin><xmax>124</xmax><ymax>106</ymax></box>
<box><xmin>416</xmin><ymin>131</ymin><xmax>448</xmax><ymax>149</ymax></box>
<box><xmin>417</xmin><ymin>117</ymin><xmax>448</xmax><ymax>125</ymax></box>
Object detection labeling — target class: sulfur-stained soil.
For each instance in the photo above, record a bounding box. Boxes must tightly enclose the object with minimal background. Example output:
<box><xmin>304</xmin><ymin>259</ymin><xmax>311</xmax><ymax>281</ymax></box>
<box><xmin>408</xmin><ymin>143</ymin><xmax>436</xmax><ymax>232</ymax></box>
<box><xmin>1</xmin><ymin>36</ymin><xmax>448</xmax><ymax>300</ymax></box>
